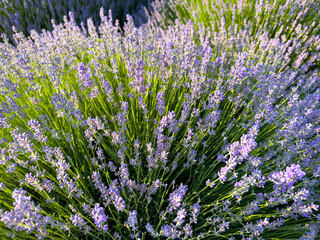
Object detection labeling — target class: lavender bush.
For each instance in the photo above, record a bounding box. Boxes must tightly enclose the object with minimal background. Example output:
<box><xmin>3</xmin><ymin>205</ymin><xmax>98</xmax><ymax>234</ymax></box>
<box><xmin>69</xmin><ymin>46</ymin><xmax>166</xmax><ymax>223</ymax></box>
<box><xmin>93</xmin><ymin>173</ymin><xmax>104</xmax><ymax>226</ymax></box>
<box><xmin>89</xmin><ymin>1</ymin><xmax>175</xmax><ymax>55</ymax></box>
<box><xmin>146</xmin><ymin>0</ymin><xmax>320</xmax><ymax>36</ymax></box>
<box><xmin>0</xmin><ymin>0</ymin><xmax>153</xmax><ymax>43</ymax></box>
<box><xmin>0</xmin><ymin>5</ymin><xmax>320</xmax><ymax>240</ymax></box>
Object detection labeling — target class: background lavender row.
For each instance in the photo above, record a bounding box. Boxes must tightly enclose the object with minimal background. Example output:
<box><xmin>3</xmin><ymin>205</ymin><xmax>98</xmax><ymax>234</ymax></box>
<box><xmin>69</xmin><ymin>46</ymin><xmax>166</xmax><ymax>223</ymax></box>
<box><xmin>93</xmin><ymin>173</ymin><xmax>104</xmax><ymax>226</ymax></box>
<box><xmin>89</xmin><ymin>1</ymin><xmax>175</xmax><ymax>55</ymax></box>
<box><xmin>0</xmin><ymin>0</ymin><xmax>154</xmax><ymax>43</ymax></box>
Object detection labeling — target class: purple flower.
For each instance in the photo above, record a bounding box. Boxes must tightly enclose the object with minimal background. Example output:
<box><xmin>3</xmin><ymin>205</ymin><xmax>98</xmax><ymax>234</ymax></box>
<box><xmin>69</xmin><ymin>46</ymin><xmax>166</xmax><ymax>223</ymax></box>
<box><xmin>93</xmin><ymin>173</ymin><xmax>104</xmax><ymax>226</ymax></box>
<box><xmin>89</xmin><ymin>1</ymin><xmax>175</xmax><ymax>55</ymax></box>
<box><xmin>146</xmin><ymin>223</ymin><xmax>159</xmax><ymax>237</ymax></box>
<box><xmin>91</xmin><ymin>171</ymin><xmax>101</xmax><ymax>188</ymax></box>
<box><xmin>70</xmin><ymin>214</ymin><xmax>86</xmax><ymax>230</ymax></box>
<box><xmin>42</xmin><ymin>179</ymin><xmax>55</xmax><ymax>193</ymax></box>
<box><xmin>126</xmin><ymin>210</ymin><xmax>138</xmax><ymax>230</ymax></box>
<box><xmin>146</xmin><ymin>155</ymin><xmax>157</xmax><ymax>169</ymax></box>
<box><xmin>91</xmin><ymin>203</ymin><xmax>108</xmax><ymax>230</ymax></box>
<box><xmin>190</xmin><ymin>202</ymin><xmax>201</xmax><ymax>223</ymax></box>
<box><xmin>103</xmin><ymin>224</ymin><xmax>108</xmax><ymax>232</ymax></box>
<box><xmin>78</xmin><ymin>62</ymin><xmax>92</xmax><ymax>88</ymax></box>
<box><xmin>111</xmin><ymin>131</ymin><xmax>122</xmax><ymax>145</ymax></box>
<box><xmin>112</xmin><ymin>195</ymin><xmax>126</xmax><ymax>212</ymax></box>
<box><xmin>1</xmin><ymin>188</ymin><xmax>49</xmax><ymax>233</ymax></box>
<box><xmin>119</xmin><ymin>163</ymin><xmax>129</xmax><ymax>181</ymax></box>
<box><xmin>168</xmin><ymin>184</ymin><xmax>188</xmax><ymax>212</ymax></box>
<box><xmin>218</xmin><ymin>166</ymin><xmax>229</xmax><ymax>182</ymax></box>
<box><xmin>206</xmin><ymin>179</ymin><xmax>215</xmax><ymax>188</ymax></box>
<box><xmin>161</xmin><ymin>224</ymin><xmax>175</xmax><ymax>238</ymax></box>
<box><xmin>108</xmin><ymin>181</ymin><xmax>126</xmax><ymax>212</ymax></box>
<box><xmin>0</xmin><ymin>117</ymin><xmax>11</xmax><ymax>128</ymax></box>
<box><xmin>268</xmin><ymin>164</ymin><xmax>306</xmax><ymax>193</ymax></box>
<box><xmin>174</xmin><ymin>208</ymin><xmax>187</xmax><ymax>227</ymax></box>
<box><xmin>148</xmin><ymin>179</ymin><xmax>162</xmax><ymax>196</ymax></box>
<box><xmin>100</xmin><ymin>79</ymin><xmax>113</xmax><ymax>102</ymax></box>
<box><xmin>82</xmin><ymin>203</ymin><xmax>91</xmax><ymax>214</ymax></box>
<box><xmin>183</xmin><ymin>224</ymin><xmax>193</xmax><ymax>238</ymax></box>
<box><xmin>128</xmin><ymin>60</ymin><xmax>146</xmax><ymax>95</ymax></box>
<box><xmin>28</xmin><ymin>119</ymin><xmax>47</xmax><ymax>143</ymax></box>
<box><xmin>156</xmin><ymin>91</ymin><xmax>166</xmax><ymax>115</ymax></box>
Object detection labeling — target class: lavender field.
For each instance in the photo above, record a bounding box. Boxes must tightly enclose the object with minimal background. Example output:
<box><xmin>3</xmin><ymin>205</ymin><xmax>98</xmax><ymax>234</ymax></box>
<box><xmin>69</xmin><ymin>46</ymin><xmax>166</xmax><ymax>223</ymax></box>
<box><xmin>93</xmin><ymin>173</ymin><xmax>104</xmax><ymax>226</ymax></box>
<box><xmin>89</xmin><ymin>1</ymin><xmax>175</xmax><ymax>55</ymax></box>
<box><xmin>0</xmin><ymin>0</ymin><xmax>319</xmax><ymax>239</ymax></box>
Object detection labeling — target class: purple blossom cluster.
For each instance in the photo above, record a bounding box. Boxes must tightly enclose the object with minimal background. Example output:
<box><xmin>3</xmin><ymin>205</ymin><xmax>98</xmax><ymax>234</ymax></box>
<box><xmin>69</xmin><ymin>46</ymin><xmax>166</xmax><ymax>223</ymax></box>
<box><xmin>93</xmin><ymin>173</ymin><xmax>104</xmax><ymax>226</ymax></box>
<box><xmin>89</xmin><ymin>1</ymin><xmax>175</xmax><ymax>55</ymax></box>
<box><xmin>126</xmin><ymin>210</ymin><xmax>138</xmax><ymax>230</ymax></box>
<box><xmin>168</xmin><ymin>184</ymin><xmax>188</xmax><ymax>213</ymax></box>
<box><xmin>0</xmin><ymin>188</ymin><xmax>57</xmax><ymax>239</ymax></box>
<box><xmin>268</xmin><ymin>164</ymin><xmax>306</xmax><ymax>194</ymax></box>
<box><xmin>91</xmin><ymin>203</ymin><xmax>108</xmax><ymax>231</ymax></box>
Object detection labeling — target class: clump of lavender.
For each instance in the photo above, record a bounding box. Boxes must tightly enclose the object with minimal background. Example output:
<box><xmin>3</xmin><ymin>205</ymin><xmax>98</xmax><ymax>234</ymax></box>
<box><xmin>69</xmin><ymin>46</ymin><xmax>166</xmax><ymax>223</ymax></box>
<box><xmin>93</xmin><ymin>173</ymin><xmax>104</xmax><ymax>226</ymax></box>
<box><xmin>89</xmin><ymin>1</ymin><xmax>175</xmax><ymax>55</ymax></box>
<box><xmin>0</xmin><ymin>5</ymin><xmax>319</xmax><ymax>240</ymax></box>
<box><xmin>146</xmin><ymin>0</ymin><xmax>320</xmax><ymax>71</ymax></box>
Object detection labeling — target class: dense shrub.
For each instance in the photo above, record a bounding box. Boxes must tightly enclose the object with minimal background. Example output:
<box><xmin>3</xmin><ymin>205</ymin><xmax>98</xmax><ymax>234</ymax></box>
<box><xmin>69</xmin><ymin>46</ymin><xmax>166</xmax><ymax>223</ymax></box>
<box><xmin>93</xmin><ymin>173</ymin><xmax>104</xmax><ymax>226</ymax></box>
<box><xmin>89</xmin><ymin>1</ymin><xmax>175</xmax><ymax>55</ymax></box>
<box><xmin>146</xmin><ymin>0</ymin><xmax>320</xmax><ymax>70</ymax></box>
<box><xmin>0</xmin><ymin>2</ymin><xmax>319</xmax><ymax>240</ymax></box>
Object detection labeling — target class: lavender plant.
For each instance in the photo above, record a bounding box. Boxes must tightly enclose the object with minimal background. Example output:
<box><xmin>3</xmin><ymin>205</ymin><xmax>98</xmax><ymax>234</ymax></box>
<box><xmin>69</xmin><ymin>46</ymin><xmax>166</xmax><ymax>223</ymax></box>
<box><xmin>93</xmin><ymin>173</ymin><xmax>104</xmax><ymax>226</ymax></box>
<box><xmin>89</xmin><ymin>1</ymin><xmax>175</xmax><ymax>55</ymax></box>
<box><xmin>146</xmin><ymin>0</ymin><xmax>320</xmax><ymax>70</ymax></box>
<box><xmin>0</xmin><ymin>6</ymin><xmax>320</xmax><ymax>240</ymax></box>
<box><xmin>146</xmin><ymin>0</ymin><xmax>320</xmax><ymax>36</ymax></box>
<box><xmin>0</xmin><ymin>0</ymin><xmax>153</xmax><ymax>43</ymax></box>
